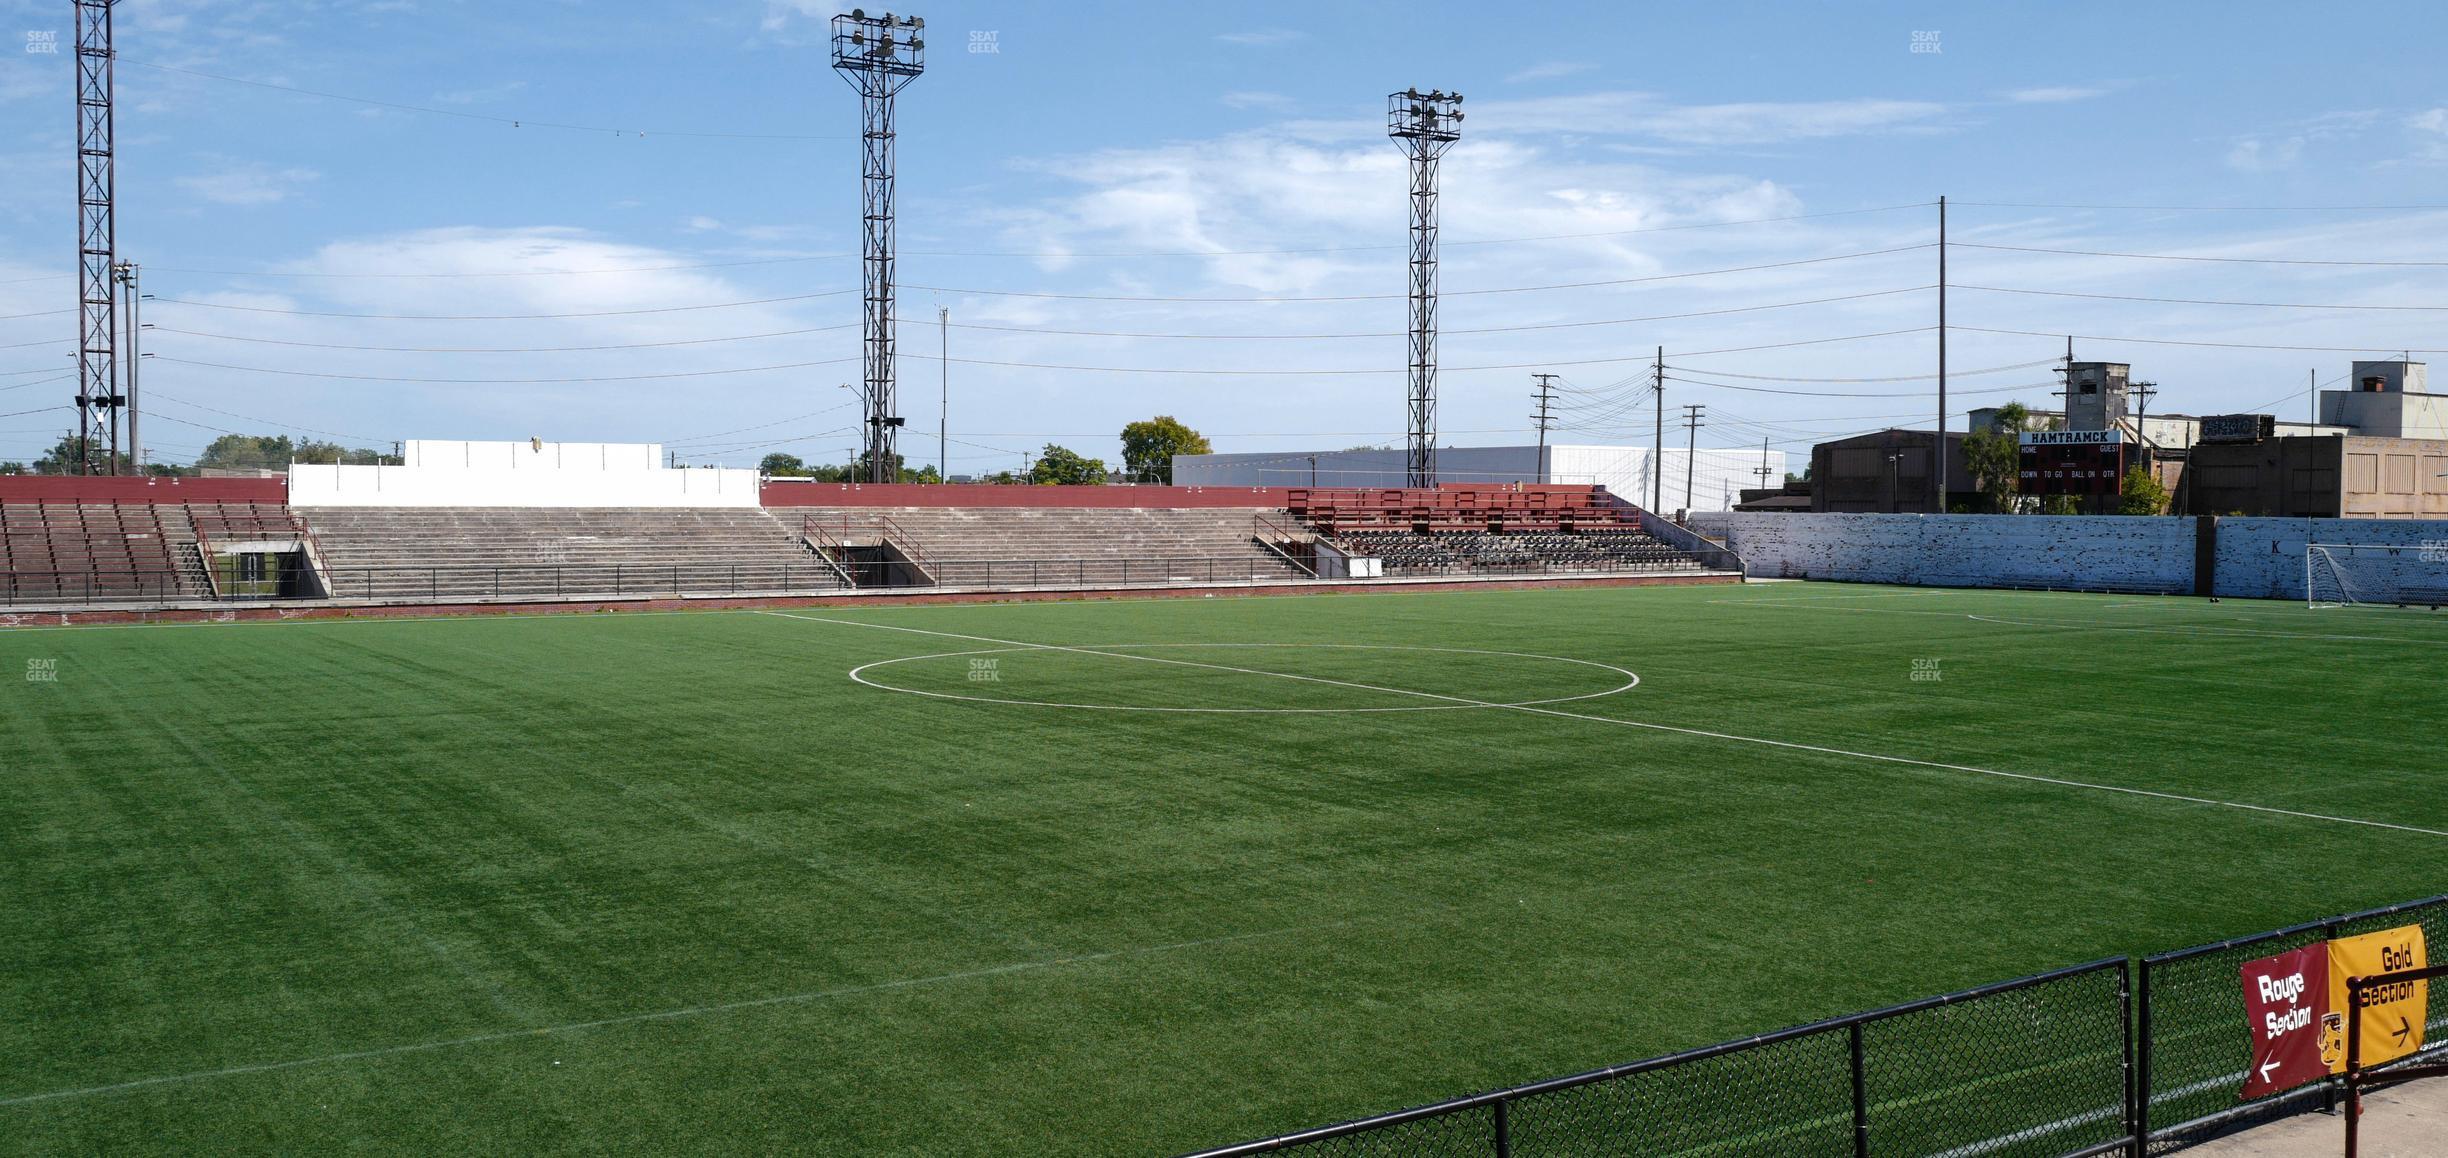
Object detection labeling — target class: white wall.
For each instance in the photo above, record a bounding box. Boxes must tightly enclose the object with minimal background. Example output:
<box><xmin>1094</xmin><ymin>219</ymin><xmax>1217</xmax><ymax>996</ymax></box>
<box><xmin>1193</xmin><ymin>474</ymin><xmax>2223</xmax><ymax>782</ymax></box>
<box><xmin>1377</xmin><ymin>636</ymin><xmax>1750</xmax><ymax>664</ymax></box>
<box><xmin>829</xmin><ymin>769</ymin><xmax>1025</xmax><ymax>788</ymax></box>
<box><xmin>401</xmin><ymin>440</ymin><xmax>665</xmax><ymax>472</ymax></box>
<box><xmin>2214</xmin><ymin>517</ymin><xmax>2448</xmax><ymax>600</ymax></box>
<box><xmin>1702</xmin><ymin>513</ymin><xmax>2197</xmax><ymax>592</ymax></box>
<box><xmin>292</xmin><ymin>440</ymin><xmax>758</xmax><ymax>508</ymax></box>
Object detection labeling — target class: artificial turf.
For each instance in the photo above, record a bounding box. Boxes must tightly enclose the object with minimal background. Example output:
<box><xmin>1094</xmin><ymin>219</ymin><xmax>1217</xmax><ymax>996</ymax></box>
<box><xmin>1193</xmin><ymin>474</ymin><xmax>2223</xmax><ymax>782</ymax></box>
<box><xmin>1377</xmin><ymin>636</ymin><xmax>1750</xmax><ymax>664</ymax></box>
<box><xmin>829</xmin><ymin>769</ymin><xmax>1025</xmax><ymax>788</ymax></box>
<box><xmin>2</xmin><ymin>583</ymin><xmax>2444</xmax><ymax>1154</ymax></box>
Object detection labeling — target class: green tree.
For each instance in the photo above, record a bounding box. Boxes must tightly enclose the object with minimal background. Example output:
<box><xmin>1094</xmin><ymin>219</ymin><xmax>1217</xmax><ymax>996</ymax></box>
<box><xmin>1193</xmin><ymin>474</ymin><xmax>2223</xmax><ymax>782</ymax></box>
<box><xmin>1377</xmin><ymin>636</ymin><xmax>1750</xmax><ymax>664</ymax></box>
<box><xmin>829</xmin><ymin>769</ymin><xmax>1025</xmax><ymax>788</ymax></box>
<box><xmin>760</xmin><ymin>452</ymin><xmax>811</xmax><ymax>477</ymax></box>
<box><xmin>33</xmin><ymin>432</ymin><xmax>94</xmax><ymax>475</ymax></box>
<box><xmin>2118</xmin><ymin>466</ymin><xmax>2170</xmax><ymax>515</ymax></box>
<box><xmin>1118</xmin><ymin>416</ymin><xmax>1212</xmax><ymax>484</ymax></box>
<box><xmin>0</xmin><ymin>461</ymin><xmax>27</xmax><ymax>475</ymax></box>
<box><xmin>1961</xmin><ymin>402</ymin><xmax>2030</xmax><ymax>514</ymax></box>
<box><xmin>1028</xmin><ymin>443</ymin><xmax>1107</xmax><ymax>486</ymax></box>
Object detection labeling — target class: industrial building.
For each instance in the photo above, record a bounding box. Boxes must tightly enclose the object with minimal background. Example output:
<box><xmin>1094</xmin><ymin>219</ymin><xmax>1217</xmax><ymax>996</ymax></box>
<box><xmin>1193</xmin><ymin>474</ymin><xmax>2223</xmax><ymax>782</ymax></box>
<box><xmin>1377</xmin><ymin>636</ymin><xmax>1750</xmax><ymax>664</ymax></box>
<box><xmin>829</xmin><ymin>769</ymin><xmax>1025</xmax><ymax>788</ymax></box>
<box><xmin>1799</xmin><ymin>359</ymin><xmax>2446</xmax><ymax>517</ymax></box>
<box><xmin>1170</xmin><ymin>444</ymin><xmax>1783</xmax><ymax>515</ymax></box>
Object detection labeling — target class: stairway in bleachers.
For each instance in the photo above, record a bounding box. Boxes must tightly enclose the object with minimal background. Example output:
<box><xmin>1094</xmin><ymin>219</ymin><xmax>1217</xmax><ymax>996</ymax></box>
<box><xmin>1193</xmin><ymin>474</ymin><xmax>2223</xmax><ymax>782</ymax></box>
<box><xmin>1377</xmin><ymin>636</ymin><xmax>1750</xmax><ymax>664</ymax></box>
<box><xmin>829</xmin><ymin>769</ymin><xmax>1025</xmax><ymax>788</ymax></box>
<box><xmin>296</xmin><ymin>507</ymin><xmax>843</xmax><ymax>601</ymax></box>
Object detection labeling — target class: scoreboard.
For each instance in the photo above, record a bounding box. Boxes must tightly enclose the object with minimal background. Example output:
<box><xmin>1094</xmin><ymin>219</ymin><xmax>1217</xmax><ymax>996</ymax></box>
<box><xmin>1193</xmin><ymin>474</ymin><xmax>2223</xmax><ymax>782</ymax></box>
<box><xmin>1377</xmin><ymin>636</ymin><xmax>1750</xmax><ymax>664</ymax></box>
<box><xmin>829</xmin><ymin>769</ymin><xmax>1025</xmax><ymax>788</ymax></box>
<box><xmin>2017</xmin><ymin>429</ymin><xmax>2126</xmax><ymax>496</ymax></box>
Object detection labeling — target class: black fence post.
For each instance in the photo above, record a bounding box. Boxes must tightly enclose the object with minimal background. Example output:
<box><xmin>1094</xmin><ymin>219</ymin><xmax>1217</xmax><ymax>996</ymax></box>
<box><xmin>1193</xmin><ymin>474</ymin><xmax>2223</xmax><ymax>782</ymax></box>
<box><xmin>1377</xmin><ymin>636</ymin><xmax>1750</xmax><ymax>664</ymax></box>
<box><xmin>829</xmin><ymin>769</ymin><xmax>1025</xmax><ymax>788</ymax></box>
<box><xmin>1492</xmin><ymin>1098</ymin><xmax>1510</xmax><ymax>1158</ymax></box>
<box><xmin>2345</xmin><ymin>983</ymin><xmax>2363</xmax><ymax>1158</ymax></box>
<box><xmin>1848</xmin><ymin>1022</ymin><xmax>1870</xmax><ymax>1158</ymax></box>
<box><xmin>2121</xmin><ymin>958</ymin><xmax>2140</xmax><ymax>1157</ymax></box>
<box><xmin>2133</xmin><ymin>959</ymin><xmax>2153</xmax><ymax>1154</ymax></box>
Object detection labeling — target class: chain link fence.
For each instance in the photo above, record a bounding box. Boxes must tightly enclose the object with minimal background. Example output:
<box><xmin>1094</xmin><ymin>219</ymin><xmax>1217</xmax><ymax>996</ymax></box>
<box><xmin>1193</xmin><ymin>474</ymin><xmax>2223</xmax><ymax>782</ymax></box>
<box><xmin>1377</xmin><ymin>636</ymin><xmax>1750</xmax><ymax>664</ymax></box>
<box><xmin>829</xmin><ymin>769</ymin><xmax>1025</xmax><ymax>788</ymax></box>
<box><xmin>2138</xmin><ymin>895</ymin><xmax>2448</xmax><ymax>1152</ymax></box>
<box><xmin>1186</xmin><ymin>960</ymin><xmax>2133</xmax><ymax>1158</ymax></box>
<box><xmin>1188</xmin><ymin>894</ymin><xmax>2448</xmax><ymax>1158</ymax></box>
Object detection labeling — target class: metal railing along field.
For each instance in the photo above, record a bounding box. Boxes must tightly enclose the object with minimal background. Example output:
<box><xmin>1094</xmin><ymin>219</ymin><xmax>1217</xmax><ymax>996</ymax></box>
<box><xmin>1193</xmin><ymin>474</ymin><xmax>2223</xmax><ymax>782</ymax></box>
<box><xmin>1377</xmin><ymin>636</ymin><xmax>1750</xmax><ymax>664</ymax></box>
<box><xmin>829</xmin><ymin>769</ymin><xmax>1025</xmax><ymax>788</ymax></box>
<box><xmin>2137</xmin><ymin>895</ymin><xmax>2448</xmax><ymax>1152</ymax></box>
<box><xmin>1186</xmin><ymin>894</ymin><xmax>2448</xmax><ymax>1158</ymax></box>
<box><xmin>1</xmin><ymin>568</ymin><xmax>189</xmax><ymax>605</ymax></box>
<box><xmin>1189</xmin><ymin>960</ymin><xmax>2135</xmax><ymax>1158</ymax></box>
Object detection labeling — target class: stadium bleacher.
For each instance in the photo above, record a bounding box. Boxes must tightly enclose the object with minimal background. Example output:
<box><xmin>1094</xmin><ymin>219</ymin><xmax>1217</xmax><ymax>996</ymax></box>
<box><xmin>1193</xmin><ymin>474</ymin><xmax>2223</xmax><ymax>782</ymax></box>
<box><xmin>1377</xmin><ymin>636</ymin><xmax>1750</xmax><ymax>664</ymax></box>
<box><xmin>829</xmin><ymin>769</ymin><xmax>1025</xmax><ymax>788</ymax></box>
<box><xmin>298</xmin><ymin>507</ymin><xmax>843</xmax><ymax>601</ymax></box>
<box><xmin>792</xmin><ymin>505</ymin><xmax>1311</xmax><ymax>587</ymax></box>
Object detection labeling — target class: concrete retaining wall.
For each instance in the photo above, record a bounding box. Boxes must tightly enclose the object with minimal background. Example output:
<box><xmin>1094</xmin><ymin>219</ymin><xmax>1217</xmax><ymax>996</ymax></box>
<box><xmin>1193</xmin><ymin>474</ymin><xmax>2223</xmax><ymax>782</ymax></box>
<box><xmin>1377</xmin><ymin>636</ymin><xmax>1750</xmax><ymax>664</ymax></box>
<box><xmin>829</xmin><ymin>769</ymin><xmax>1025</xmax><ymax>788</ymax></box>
<box><xmin>2213</xmin><ymin>518</ymin><xmax>2448</xmax><ymax>600</ymax></box>
<box><xmin>1694</xmin><ymin>512</ymin><xmax>2448</xmax><ymax>601</ymax></box>
<box><xmin>1696</xmin><ymin>513</ymin><xmax>2196</xmax><ymax>592</ymax></box>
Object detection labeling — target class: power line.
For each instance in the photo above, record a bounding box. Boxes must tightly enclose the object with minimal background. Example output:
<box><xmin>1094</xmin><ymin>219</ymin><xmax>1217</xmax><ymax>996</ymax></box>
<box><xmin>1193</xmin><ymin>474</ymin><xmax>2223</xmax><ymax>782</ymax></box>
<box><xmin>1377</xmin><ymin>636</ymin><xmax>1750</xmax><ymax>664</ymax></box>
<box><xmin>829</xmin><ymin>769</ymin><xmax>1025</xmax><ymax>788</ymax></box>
<box><xmin>1955</xmin><ymin>241</ymin><xmax>2448</xmax><ymax>268</ymax></box>
<box><xmin>1951</xmin><ymin>325</ymin><xmax>2448</xmax><ymax>355</ymax></box>
<box><xmin>118</xmin><ymin>59</ymin><xmax>852</xmax><ymax>141</ymax></box>
<box><xmin>1662</xmin><ymin>372</ymin><xmax>2058</xmax><ymax>399</ymax></box>
<box><xmin>1958</xmin><ymin>284</ymin><xmax>2448</xmax><ymax>311</ymax></box>
<box><xmin>145</xmin><ymin>323</ymin><xmax>857</xmax><ymax>354</ymax></box>
<box><xmin>1950</xmin><ymin>200</ymin><xmax>2448</xmax><ymax>212</ymax></box>
<box><xmin>153</xmin><ymin>355</ymin><xmax>858</xmax><ymax>385</ymax></box>
<box><xmin>147</xmin><ymin>290</ymin><xmax>858</xmax><ymax>321</ymax></box>
<box><xmin>149</xmin><ymin>393</ymin><xmax>390</xmax><ymax>443</ymax></box>
<box><xmin>1659</xmin><ymin>357</ymin><xmax>2058</xmax><ymax>384</ymax></box>
<box><xmin>135</xmin><ymin>202</ymin><xmax>1941</xmax><ymax>277</ymax></box>
<box><xmin>904</xmin><ymin>244</ymin><xmax>1935</xmax><ymax>304</ymax></box>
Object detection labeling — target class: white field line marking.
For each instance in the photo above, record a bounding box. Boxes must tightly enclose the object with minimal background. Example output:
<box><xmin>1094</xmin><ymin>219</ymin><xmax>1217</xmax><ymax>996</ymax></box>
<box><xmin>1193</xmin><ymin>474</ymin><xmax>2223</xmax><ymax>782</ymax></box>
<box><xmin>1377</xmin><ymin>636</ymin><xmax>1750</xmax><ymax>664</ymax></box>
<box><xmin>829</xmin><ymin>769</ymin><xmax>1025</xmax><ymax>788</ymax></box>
<box><xmin>765</xmin><ymin>612</ymin><xmax>2448</xmax><ymax>839</ymax></box>
<box><xmin>0</xmin><ymin>918</ymin><xmax>1353</xmax><ymax>1108</ymax></box>
<box><xmin>1712</xmin><ymin>597</ymin><xmax>2448</xmax><ymax>646</ymax></box>
<box><xmin>847</xmin><ymin>642</ymin><xmax>1639</xmax><ymax>714</ymax></box>
<box><xmin>1962</xmin><ymin>613</ymin><xmax>2448</xmax><ymax>647</ymax></box>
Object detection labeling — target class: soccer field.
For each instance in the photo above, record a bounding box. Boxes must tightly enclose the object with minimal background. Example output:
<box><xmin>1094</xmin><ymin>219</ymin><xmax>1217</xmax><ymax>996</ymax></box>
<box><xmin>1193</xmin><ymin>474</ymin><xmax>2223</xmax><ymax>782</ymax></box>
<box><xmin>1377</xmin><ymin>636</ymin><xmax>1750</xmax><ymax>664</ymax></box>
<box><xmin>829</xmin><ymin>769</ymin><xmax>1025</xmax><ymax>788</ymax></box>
<box><xmin>4</xmin><ymin>584</ymin><xmax>2444</xmax><ymax>1155</ymax></box>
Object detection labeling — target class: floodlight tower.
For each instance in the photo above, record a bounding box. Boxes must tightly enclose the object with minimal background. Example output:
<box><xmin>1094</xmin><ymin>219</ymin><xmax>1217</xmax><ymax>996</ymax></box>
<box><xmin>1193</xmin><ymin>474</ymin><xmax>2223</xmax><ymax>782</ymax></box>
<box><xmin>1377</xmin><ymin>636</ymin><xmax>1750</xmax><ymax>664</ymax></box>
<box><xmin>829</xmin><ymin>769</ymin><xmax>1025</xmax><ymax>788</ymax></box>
<box><xmin>1388</xmin><ymin>88</ymin><xmax>1462</xmax><ymax>489</ymax></box>
<box><xmin>832</xmin><ymin>9</ymin><xmax>925</xmax><ymax>484</ymax></box>
<box><xmin>74</xmin><ymin>0</ymin><xmax>120</xmax><ymax>474</ymax></box>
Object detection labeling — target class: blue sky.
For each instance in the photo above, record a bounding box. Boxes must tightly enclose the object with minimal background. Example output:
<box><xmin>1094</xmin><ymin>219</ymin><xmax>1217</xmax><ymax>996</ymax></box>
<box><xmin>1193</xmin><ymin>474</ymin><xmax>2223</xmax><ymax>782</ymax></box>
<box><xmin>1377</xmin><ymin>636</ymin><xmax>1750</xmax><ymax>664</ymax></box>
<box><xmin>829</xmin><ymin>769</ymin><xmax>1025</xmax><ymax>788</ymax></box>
<box><xmin>2</xmin><ymin>0</ymin><xmax>2447</xmax><ymax>473</ymax></box>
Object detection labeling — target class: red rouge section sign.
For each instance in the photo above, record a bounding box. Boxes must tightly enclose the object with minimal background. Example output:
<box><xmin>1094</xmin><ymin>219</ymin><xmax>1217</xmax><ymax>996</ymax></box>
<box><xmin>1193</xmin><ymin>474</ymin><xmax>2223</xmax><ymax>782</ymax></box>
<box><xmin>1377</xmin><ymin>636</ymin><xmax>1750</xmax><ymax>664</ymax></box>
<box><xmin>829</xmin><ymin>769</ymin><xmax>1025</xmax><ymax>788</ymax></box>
<box><xmin>2240</xmin><ymin>944</ymin><xmax>2336</xmax><ymax>1099</ymax></box>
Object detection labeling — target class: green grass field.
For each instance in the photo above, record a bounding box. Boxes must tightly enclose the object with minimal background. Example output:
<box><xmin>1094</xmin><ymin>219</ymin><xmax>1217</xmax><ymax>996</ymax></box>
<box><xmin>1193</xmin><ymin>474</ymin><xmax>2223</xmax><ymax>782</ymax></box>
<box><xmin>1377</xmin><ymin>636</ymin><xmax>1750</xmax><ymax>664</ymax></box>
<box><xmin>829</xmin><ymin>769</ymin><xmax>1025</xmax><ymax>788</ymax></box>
<box><xmin>4</xmin><ymin>583</ymin><xmax>2445</xmax><ymax>1155</ymax></box>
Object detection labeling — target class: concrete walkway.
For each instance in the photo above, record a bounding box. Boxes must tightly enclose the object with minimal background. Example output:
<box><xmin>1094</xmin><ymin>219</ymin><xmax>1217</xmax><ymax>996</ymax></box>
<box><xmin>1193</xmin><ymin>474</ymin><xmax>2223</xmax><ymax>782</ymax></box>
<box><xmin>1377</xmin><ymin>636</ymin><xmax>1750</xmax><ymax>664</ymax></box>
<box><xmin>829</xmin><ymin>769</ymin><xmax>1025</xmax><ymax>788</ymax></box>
<box><xmin>2186</xmin><ymin>1078</ymin><xmax>2448</xmax><ymax>1157</ymax></box>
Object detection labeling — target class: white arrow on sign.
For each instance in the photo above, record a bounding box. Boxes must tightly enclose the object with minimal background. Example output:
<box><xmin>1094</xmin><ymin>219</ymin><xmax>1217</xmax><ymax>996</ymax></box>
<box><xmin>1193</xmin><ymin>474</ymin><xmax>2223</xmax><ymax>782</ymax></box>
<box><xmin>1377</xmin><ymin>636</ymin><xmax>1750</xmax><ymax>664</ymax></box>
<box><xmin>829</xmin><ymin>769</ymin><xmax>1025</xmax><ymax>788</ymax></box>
<box><xmin>2260</xmin><ymin>1060</ymin><xmax>2283</xmax><ymax>1082</ymax></box>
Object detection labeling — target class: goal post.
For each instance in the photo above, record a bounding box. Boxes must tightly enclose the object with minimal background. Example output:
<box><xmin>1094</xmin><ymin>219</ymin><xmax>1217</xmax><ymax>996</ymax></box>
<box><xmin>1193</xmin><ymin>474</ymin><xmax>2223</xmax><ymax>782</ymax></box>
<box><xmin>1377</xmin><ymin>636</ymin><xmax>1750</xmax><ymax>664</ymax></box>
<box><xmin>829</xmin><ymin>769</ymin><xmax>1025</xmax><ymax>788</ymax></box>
<box><xmin>2306</xmin><ymin>542</ymin><xmax>2448</xmax><ymax>610</ymax></box>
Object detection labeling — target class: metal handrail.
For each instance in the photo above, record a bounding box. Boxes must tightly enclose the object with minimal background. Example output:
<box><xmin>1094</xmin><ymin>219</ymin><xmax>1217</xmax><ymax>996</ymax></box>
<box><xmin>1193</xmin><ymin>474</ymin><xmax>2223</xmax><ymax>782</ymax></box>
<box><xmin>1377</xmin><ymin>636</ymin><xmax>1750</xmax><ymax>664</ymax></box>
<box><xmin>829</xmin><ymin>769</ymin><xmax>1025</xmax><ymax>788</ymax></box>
<box><xmin>796</xmin><ymin>516</ymin><xmax>860</xmax><ymax>585</ymax></box>
<box><xmin>1248</xmin><ymin>512</ymin><xmax>1320</xmax><ymax>578</ymax></box>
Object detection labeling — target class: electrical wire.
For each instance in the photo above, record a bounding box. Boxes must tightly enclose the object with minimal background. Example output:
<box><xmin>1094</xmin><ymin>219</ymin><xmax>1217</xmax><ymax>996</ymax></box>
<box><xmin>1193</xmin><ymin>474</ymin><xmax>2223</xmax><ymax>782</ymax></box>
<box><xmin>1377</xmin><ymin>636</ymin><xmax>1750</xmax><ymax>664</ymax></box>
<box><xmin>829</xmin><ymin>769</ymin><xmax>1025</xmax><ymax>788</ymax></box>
<box><xmin>904</xmin><ymin>245</ymin><xmax>1936</xmax><ymax>304</ymax></box>
<box><xmin>147</xmin><ymin>290</ymin><xmax>858</xmax><ymax>321</ymax></box>
<box><xmin>145</xmin><ymin>323</ymin><xmax>858</xmax><ymax>354</ymax></box>
<box><xmin>141</xmin><ymin>203</ymin><xmax>1942</xmax><ymax>277</ymax></box>
<box><xmin>1950</xmin><ymin>325</ymin><xmax>2448</xmax><ymax>355</ymax></box>
<box><xmin>1953</xmin><ymin>242</ymin><xmax>2448</xmax><ymax>268</ymax></box>
<box><xmin>149</xmin><ymin>393</ymin><xmax>390</xmax><ymax>443</ymax></box>
<box><xmin>153</xmin><ymin>355</ymin><xmax>859</xmax><ymax>385</ymax></box>
<box><xmin>118</xmin><ymin>59</ymin><xmax>852</xmax><ymax>141</ymax></box>
<box><xmin>1958</xmin><ymin>284</ymin><xmax>2448</xmax><ymax>311</ymax></box>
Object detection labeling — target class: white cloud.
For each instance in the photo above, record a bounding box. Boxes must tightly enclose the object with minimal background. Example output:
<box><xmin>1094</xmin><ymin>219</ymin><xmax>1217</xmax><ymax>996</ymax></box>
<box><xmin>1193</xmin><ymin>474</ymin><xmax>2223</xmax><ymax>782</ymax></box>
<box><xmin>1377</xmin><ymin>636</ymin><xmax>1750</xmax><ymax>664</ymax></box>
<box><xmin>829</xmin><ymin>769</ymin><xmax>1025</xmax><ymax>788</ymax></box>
<box><xmin>2407</xmin><ymin>108</ymin><xmax>2448</xmax><ymax>163</ymax></box>
<box><xmin>1505</xmin><ymin>62</ymin><xmax>1595</xmax><ymax>84</ymax></box>
<box><xmin>174</xmin><ymin>161</ymin><xmax>320</xmax><ymax>206</ymax></box>
<box><xmin>433</xmin><ymin>80</ymin><xmax>528</xmax><ymax>106</ymax></box>
<box><xmin>683</xmin><ymin>215</ymin><xmax>725</xmax><ymax>232</ymax></box>
<box><xmin>2003</xmin><ymin>86</ymin><xmax>2106</xmax><ymax>104</ymax></box>
<box><xmin>1221</xmin><ymin>91</ymin><xmax>1294</xmax><ymax>111</ymax></box>
<box><xmin>2225</xmin><ymin>137</ymin><xmax>2302</xmax><ymax>172</ymax></box>
<box><xmin>1215</xmin><ymin>29</ymin><xmax>1302</xmax><ymax>46</ymax></box>
<box><xmin>1469</xmin><ymin>92</ymin><xmax>1952</xmax><ymax>146</ymax></box>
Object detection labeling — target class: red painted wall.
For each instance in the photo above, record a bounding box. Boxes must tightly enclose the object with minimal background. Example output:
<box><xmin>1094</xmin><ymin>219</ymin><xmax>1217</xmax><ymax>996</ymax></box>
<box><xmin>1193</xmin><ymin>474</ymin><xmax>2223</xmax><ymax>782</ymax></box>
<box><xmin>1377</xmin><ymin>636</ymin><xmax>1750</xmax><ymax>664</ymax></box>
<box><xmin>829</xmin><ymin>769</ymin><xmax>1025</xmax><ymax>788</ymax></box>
<box><xmin>0</xmin><ymin>476</ymin><xmax>288</xmax><ymax>504</ymax></box>
<box><xmin>759</xmin><ymin>483</ymin><xmax>1294</xmax><ymax>509</ymax></box>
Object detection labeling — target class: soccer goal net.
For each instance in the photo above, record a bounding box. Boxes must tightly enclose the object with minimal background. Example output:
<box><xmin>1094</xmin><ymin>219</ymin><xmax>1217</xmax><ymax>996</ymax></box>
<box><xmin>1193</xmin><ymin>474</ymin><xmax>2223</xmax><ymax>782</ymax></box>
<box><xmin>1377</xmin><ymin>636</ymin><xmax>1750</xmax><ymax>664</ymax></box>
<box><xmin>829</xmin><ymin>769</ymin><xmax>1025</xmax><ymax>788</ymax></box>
<box><xmin>2305</xmin><ymin>543</ymin><xmax>2448</xmax><ymax>609</ymax></box>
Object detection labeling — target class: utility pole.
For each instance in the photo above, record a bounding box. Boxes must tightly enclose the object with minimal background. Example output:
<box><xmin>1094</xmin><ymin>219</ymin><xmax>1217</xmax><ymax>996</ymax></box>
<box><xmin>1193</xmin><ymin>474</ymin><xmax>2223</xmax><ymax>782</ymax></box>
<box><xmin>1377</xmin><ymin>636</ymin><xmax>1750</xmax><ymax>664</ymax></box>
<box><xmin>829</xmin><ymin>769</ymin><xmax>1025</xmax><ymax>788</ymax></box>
<box><xmin>1388</xmin><ymin>88</ymin><xmax>1463</xmax><ymax>489</ymax></box>
<box><xmin>937</xmin><ymin>305</ymin><xmax>948</xmax><ymax>482</ymax></box>
<box><xmin>74</xmin><ymin>0</ymin><xmax>118</xmax><ymax>474</ymax></box>
<box><xmin>832</xmin><ymin>10</ymin><xmax>925</xmax><ymax>484</ymax></box>
<box><xmin>1529</xmin><ymin>372</ymin><xmax>1559</xmax><ymax>482</ymax></box>
<box><xmin>1680</xmin><ymin>403</ymin><xmax>1706</xmax><ymax>514</ymax></box>
<box><xmin>1934</xmin><ymin>194</ymin><xmax>1947</xmax><ymax>512</ymax></box>
<box><xmin>1651</xmin><ymin>346</ymin><xmax>1665</xmax><ymax>512</ymax></box>
<box><xmin>116</xmin><ymin>261</ymin><xmax>139</xmax><ymax>470</ymax></box>
<box><xmin>1753</xmin><ymin>437</ymin><xmax>1773</xmax><ymax>488</ymax></box>
<box><xmin>2309</xmin><ymin>367</ymin><xmax>2318</xmax><ymax>427</ymax></box>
